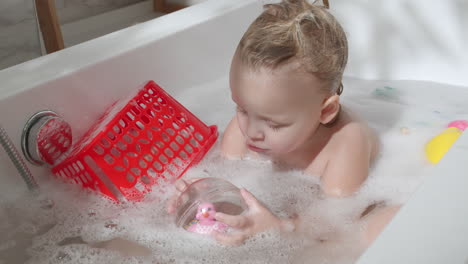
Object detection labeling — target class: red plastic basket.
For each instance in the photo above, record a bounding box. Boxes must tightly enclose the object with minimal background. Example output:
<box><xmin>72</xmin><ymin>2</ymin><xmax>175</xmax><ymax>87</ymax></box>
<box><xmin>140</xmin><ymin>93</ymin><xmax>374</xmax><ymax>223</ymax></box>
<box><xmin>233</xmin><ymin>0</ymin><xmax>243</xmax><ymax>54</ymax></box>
<box><xmin>52</xmin><ymin>81</ymin><xmax>218</xmax><ymax>201</ymax></box>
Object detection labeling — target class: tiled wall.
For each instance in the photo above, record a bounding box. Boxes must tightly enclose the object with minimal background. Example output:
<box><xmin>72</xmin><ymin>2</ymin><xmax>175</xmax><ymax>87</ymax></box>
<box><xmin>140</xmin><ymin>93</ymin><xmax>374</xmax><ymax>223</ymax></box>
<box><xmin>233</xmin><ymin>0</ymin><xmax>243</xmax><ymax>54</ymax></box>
<box><xmin>55</xmin><ymin>0</ymin><xmax>145</xmax><ymax>24</ymax></box>
<box><xmin>0</xmin><ymin>0</ymin><xmax>145</xmax><ymax>70</ymax></box>
<box><xmin>0</xmin><ymin>0</ymin><xmax>41</xmax><ymax>70</ymax></box>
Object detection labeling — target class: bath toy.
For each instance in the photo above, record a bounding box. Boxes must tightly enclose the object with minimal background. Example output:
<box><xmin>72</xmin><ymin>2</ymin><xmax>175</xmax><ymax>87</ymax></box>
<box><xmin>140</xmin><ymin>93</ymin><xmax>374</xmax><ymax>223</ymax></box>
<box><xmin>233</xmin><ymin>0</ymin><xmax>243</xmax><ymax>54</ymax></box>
<box><xmin>185</xmin><ymin>202</ymin><xmax>228</xmax><ymax>235</ymax></box>
<box><xmin>51</xmin><ymin>81</ymin><xmax>218</xmax><ymax>201</ymax></box>
<box><xmin>425</xmin><ymin>120</ymin><xmax>468</xmax><ymax>164</ymax></box>
<box><xmin>447</xmin><ymin>120</ymin><xmax>468</xmax><ymax>131</ymax></box>
<box><xmin>175</xmin><ymin>178</ymin><xmax>246</xmax><ymax>235</ymax></box>
<box><xmin>372</xmin><ymin>86</ymin><xmax>400</xmax><ymax>103</ymax></box>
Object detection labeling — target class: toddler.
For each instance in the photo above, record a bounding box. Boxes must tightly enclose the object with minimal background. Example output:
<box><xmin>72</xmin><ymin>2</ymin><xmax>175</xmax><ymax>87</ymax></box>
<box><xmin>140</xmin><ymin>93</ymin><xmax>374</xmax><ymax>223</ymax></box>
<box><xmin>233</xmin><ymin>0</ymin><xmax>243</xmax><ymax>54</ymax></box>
<box><xmin>169</xmin><ymin>0</ymin><xmax>382</xmax><ymax>246</ymax></box>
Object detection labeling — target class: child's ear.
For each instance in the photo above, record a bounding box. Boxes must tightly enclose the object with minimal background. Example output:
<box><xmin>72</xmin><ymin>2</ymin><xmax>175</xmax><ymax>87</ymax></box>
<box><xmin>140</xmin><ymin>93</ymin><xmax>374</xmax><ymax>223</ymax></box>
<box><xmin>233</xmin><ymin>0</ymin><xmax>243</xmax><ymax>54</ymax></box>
<box><xmin>320</xmin><ymin>94</ymin><xmax>340</xmax><ymax>125</ymax></box>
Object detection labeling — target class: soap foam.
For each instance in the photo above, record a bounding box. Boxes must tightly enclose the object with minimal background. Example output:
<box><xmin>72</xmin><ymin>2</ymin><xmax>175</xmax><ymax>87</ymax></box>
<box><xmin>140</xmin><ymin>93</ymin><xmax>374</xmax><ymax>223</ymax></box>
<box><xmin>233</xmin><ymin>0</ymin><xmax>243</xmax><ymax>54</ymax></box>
<box><xmin>1</xmin><ymin>76</ymin><xmax>468</xmax><ymax>263</ymax></box>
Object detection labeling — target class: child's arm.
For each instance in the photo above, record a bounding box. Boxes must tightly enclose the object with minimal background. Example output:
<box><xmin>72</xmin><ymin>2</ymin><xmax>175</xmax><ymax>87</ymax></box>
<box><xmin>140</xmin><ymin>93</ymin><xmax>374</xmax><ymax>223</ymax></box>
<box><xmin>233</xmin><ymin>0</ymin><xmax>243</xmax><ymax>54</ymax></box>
<box><xmin>221</xmin><ymin>117</ymin><xmax>247</xmax><ymax>159</ymax></box>
<box><xmin>320</xmin><ymin>124</ymin><xmax>370</xmax><ymax>197</ymax></box>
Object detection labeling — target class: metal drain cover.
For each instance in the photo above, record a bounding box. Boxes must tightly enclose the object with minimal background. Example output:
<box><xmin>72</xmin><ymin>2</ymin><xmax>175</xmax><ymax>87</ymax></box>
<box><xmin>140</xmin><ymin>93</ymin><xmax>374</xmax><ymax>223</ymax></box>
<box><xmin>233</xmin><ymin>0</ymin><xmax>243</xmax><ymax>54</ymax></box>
<box><xmin>21</xmin><ymin>111</ymin><xmax>72</xmax><ymax>166</ymax></box>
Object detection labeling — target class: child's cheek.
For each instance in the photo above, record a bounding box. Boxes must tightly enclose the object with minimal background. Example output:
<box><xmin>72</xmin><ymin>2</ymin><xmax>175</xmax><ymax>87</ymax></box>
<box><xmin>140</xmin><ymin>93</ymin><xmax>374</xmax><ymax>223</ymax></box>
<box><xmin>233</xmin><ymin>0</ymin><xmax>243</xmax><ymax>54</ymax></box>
<box><xmin>276</xmin><ymin>127</ymin><xmax>311</xmax><ymax>153</ymax></box>
<box><xmin>269</xmin><ymin>132</ymin><xmax>298</xmax><ymax>153</ymax></box>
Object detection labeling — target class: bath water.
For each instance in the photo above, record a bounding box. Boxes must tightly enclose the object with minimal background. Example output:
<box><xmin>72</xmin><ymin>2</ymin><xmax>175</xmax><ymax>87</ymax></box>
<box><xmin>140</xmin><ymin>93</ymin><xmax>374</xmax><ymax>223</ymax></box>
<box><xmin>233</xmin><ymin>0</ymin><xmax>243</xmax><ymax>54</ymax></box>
<box><xmin>1</xmin><ymin>76</ymin><xmax>467</xmax><ymax>264</ymax></box>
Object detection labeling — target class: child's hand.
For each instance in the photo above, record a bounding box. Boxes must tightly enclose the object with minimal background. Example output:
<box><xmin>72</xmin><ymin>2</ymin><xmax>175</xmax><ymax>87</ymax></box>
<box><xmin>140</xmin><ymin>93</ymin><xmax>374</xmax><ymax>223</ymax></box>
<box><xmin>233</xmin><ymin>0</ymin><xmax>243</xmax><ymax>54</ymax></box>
<box><xmin>212</xmin><ymin>188</ymin><xmax>282</xmax><ymax>246</ymax></box>
<box><xmin>166</xmin><ymin>178</ymin><xmax>201</xmax><ymax>214</ymax></box>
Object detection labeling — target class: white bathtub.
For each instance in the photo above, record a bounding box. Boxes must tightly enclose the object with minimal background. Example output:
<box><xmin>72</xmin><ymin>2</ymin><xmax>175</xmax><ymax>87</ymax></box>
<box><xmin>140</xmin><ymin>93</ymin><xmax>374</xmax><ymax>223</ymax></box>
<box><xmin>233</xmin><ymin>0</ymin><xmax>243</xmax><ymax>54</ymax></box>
<box><xmin>1</xmin><ymin>0</ymin><xmax>467</xmax><ymax>263</ymax></box>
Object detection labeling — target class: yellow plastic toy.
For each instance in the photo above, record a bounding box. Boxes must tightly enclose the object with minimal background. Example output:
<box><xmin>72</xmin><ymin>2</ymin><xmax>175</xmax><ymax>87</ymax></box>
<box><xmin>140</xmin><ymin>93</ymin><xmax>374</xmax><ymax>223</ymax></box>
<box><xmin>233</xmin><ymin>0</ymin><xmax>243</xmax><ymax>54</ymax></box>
<box><xmin>425</xmin><ymin>120</ymin><xmax>468</xmax><ymax>164</ymax></box>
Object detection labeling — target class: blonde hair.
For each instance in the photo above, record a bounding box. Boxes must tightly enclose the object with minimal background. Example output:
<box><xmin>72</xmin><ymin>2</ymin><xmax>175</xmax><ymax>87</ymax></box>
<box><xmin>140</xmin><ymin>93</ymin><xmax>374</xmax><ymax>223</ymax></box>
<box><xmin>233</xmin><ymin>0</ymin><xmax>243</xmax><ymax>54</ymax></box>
<box><xmin>237</xmin><ymin>0</ymin><xmax>348</xmax><ymax>95</ymax></box>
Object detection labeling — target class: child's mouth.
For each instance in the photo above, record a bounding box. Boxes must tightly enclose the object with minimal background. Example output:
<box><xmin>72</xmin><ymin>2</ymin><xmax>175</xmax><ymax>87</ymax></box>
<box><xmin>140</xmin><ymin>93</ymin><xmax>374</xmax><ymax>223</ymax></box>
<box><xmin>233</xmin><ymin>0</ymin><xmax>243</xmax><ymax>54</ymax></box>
<box><xmin>247</xmin><ymin>144</ymin><xmax>269</xmax><ymax>153</ymax></box>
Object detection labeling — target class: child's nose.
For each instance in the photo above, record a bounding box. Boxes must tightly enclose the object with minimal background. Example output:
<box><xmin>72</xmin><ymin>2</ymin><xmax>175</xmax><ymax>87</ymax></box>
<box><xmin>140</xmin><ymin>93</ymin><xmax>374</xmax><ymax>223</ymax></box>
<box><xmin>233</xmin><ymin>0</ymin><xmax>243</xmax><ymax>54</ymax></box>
<box><xmin>246</xmin><ymin>122</ymin><xmax>264</xmax><ymax>141</ymax></box>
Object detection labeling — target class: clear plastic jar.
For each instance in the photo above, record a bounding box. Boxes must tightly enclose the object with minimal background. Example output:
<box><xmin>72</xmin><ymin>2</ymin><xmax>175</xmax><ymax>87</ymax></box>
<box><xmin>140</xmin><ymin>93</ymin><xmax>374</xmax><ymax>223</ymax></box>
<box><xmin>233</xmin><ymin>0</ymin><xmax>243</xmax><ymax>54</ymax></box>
<box><xmin>175</xmin><ymin>177</ymin><xmax>247</xmax><ymax>230</ymax></box>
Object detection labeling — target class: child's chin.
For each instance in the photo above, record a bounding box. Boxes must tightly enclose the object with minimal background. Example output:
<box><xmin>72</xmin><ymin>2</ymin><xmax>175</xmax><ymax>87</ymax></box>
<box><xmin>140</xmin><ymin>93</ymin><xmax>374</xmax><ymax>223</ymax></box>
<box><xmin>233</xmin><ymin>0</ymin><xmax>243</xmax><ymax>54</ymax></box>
<box><xmin>268</xmin><ymin>149</ymin><xmax>288</xmax><ymax>157</ymax></box>
<box><xmin>273</xmin><ymin>146</ymin><xmax>296</xmax><ymax>154</ymax></box>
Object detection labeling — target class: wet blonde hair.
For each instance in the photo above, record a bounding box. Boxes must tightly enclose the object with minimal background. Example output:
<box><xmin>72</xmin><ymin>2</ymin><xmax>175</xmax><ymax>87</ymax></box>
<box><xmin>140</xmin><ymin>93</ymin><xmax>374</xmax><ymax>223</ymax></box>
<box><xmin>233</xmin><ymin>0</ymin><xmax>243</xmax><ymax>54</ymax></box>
<box><xmin>237</xmin><ymin>0</ymin><xmax>348</xmax><ymax>95</ymax></box>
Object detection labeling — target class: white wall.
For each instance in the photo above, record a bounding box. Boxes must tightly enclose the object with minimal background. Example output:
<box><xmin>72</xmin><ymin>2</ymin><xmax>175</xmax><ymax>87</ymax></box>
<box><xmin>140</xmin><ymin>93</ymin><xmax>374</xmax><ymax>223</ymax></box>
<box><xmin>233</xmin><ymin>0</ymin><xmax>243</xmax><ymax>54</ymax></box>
<box><xmin>331</xmin><ymin>0</ymin><xmax>468</xmax><ymax>87</ymax></box>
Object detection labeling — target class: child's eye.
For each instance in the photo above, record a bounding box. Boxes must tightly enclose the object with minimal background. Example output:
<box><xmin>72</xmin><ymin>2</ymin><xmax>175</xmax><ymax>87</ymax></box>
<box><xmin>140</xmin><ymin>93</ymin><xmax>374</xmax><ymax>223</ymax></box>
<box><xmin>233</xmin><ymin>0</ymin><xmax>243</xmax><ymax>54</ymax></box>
<box><xmin>267</xmin><ymin>121</ymin><xmax>290</xmax><ymax>131</ymax></box>
<box><xmin>268</xmin><ymin>123</ymin><xmax>282</xmax><ymax>131</ymax></box>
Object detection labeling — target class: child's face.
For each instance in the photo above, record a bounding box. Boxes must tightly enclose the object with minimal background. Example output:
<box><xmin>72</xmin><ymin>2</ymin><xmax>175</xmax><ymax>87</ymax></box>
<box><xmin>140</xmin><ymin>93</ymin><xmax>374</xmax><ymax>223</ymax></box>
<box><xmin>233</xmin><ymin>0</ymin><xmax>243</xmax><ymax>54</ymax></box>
<box><xmin>229</xmin><ymin>54</ymin><xmax>329</xmax><ymax>155</ymax></box>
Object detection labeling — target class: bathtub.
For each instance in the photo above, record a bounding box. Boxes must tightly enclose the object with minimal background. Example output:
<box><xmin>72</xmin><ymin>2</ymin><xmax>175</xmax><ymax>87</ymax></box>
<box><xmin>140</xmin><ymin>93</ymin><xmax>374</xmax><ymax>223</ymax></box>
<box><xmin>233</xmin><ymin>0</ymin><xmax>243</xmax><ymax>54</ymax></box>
<box><xmin>1</xmin><ymin>0</ymin><xmax>467</xmax><ymax>263</ymax></box>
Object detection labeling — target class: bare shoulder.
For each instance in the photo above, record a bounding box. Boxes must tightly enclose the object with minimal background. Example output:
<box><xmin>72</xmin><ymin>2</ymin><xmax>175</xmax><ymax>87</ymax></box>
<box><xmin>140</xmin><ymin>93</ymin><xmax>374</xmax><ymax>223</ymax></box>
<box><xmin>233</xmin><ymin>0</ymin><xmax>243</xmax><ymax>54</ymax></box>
<box><xmin>319</xmin><ymin>110</ymin><xmax>379</xmax><ymax>197</ymax></box>
<box><xmin>220</xmin><ymin>116</ymin><xmax>247</xmax><ymax>159</ymax></box>
<box><xmin>331</xmin><ymin>110</ymin><xmax>379</xmax><ymax>161</ymax></box>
